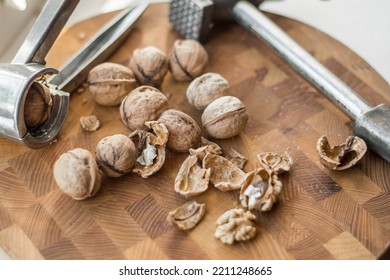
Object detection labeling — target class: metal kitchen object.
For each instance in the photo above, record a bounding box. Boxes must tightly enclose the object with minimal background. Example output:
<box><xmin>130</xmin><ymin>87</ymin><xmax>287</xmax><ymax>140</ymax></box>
<box><xmin>169</xmin><ymin>0</ymin><xmax>390</xmax><ymax>163</ymax></box>
<box><xmin>0</xmin><ymin>0</ymin><xmax>147</xmax><ymax>148</ymax></box>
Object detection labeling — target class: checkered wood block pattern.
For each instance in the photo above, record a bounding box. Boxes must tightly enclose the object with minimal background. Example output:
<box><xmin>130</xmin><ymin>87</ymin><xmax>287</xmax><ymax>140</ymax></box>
<box><xmin>1</xmin><ymin>3</ymin><xmax>390</xmax><ymax>260</ymax></box>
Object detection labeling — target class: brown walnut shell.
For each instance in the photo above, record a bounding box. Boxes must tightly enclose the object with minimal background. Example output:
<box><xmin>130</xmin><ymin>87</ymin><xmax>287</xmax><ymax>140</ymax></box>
<box><xmin>201</xmin><ymin>96</ymin><xmax>248</xmax><ymax>139</ymax></box>
<box><xmin>120</xmin><ymin>86</ymin><xmax>168</xmax><ymax>131</ymax></box>
<box><xmin>24</xmin><ymin>81</ymin><xmax>52</xmax><ymax>129</ymax></box>
<box><xmin>157</xmin><ymin>109</ymin><xmax>202</xmax><ymax>153</ymax></box>
<box><xmin>88</xmin><ymin>62</ymin><xmax>137</xmax><ymax>106</ymax></box>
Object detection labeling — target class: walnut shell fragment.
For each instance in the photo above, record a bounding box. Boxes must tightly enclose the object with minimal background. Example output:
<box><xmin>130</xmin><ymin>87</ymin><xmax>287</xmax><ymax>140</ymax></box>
<box><xmin>189</xmin><ymin>137</ymin><xmax>222</xmax><ymax>161</ymax></box>
<box><xmin>316</xmin><ymin>135</ymin><xmax>367</xmax><ymax>170</ymax></box>
<box><xmin>175</xmin><ymin>155</ymin><xmax>211</xmax><ymax>198</ymax></box>
<box><xmin>225</xmin><ymin>148</ymin><xmax>247</xmax><ymax>170</ymax></box>
<box><xmin>80</xmin><ymin>115</ymin><xmax>100</xmax><ymax>132</ymax></box>
<box><xmin>240</xmin><ymin>168</ymin><xmax>282</xmax><ymax>212</ymax></box>
<box><xmin>257</xmin><ymin>149</ymin><xmax>293</xmax><ymax>174</ymax></box>
<box><xmin>130</xmin><ymin>121</ymin><xmax>168</xmax><ymax>178</ymax></box>
<box><xmin>167</xmin><ymin>201</ymin><xmax>206</xmax><ymax>230</ymax></box>
<box><xmin>215</xmin><ymin>208</ymin><xmax>257</xmax><ymax>245</ymax></box>
<box><xmin>203</xmin><ymin>153</ymin><xmax>255</xmax><ymax>192</ymax></box>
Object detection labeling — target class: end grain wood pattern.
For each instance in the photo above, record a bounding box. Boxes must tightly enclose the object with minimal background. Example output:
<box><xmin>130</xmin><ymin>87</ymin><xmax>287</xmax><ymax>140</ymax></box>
<box><xmin>1</xmin><ymin>3</ymin><xmax>390</xmax><ymax>260</ymax></box>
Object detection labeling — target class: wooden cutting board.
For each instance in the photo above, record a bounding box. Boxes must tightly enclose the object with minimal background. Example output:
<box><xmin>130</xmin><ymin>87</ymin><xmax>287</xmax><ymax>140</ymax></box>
<box><xmin>1</xmin><ymin>3</ymin><xmax>390</xmax><ymax>260</ymax></box>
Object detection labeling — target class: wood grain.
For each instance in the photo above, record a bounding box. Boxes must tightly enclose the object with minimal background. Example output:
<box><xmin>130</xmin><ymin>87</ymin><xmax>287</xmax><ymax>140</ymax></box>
<box><xmin>1</xmin><ymin>3</ymin><xmax>390</xmax><ymax>260</ymax></box>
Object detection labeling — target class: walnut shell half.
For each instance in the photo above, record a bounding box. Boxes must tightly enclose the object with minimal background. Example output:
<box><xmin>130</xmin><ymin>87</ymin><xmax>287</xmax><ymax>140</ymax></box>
<box><xmin>316</xmin><ymin>135</ymin><xmax>367</xmax><ymax>170</ymax></box>
<box><xmin>167</xmin><ymin>201</ymin><xmax>206</xmax><ymax>230</ymax></box>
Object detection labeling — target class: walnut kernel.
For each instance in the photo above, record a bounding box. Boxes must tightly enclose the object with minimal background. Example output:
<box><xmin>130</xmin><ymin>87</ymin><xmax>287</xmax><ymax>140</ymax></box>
<box><xmin>130</xmin><ymin>46</ymin><xmax>169</xmax><ymax>87</ymax></box>
<box><xmin>169</xmin><ymin>39</ymin><xmax>208</xmax><ymax>81</ymax></box>
<box><xmin>157</xmin><ymin>109</ymin><xmax>202</xmax><ymax>153</ymax></box>
<box><xmin>201</xmin><ymin>96</ymin><xmax>248</xmax><ymax>139</ymax></box>
<box><xmin>186</xmin><ymin>72</ymin><xmax>229</xmax><ymax>111</ymax></box>
<box><xmin>53</xmin><ymin>148</ymin><xmax>102</xmax><ymax>200</ymax></box>
<box><xmin>120</xmin><ymin>86</ymin><xmax>168</xmax><ymax>131</ymax></box>
<box><xmin>95</xmin><ymin>134</ymin><xmax>136</xmax><ymax>177</ymax></box>
<box><xmin>88</xmin><ymin>62</ymin><xmax>137</xmax><ymax>106</ymax></box>
<box><xmin>80</xmin><ymin>115</ymin><xmax>100</xmax><ymax>132</ymax></box>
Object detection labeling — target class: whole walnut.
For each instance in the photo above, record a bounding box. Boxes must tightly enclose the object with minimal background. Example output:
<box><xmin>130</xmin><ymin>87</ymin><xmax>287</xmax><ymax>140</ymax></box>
<box><xmin>88</xmin><ymin>62</ymin><xmax>137</xmax><ymax>106</ymax></box>
<box><xmin>186</xmin><ymin>72</ymin><xmax>229</xmax><ymax>111</ymax></box>
<box><xmin>201</xmin><ymin>96</ymin><xmax>248</xmax><ymax>139</ymax></box>
<box><xmin>96</xmin><ymin>134</ymin><xmax>136</xmax><ymax>177</ymax></box>
<box><xmin>24</xmin><ymin>81</ymin><xmax>52</xmax><ymax>129</ymax></box>
<box><xmin>157</xmin><ymin>109</ymin><xmax>202</xmax><ymax>152</ymax></box>
<box><xmin>169</xmin><ymin>39</ymin><xmax>208</xmax><ymax>82</ymax></box>
<box><xmin>129</xmin><ymin>46</ymin><xmax>169</xmax><ymax>87</ymax></box>
<box><xmin>120</xmin><ymin>86</ymin><xmax>169</xmax><ymax>131</ymax></box>
<box><xmin>53</xmin><ymin>148</ymin><xmax>102</xmax><ymax>200</ymax></box>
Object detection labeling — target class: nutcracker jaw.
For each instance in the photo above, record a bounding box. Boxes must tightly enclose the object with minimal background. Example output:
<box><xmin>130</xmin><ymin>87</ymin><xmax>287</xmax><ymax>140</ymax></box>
<box><xmin>0</xmin><ymin>63</ymin><xmax>69</xmax><ymax>148</ymax></box>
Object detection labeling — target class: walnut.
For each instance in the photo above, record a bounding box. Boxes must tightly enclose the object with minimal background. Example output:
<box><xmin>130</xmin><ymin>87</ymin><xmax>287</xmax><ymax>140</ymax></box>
<box><xmin>130</xmin><ymin>121</ymin><xmax>169</xmax><ymax>178</ymax></box>
<box><xmin>240</xmin><ymin>168</ymin><xmax>282</xmax><ymax>212</ymax></box>
<box><xmin>225</xmin><ymin>148</ymin><xmax>247</xmax><ymax>169</ymax></box>
<box><xmin>167</xmin><ymin>201</ymin><xmax>206</xmax><ymax>230</ymax></box>
<box><xmin>215</xmin><ymin>208</ymin><xmax>257</xmax><ymax>245</ymax></box>
<box><xmin>175</xmin><ymin>154</ymin><xmax>211</xmax><ymax>198</ymax></box>
<box><xmin>129</xmin><ymin>46</ymin><xmax>169</xmax><ymax>87</ymax></box>
<box><xmin>53</xmin><ymin>148</ymin><xmax>102</xmax><ymax>200</ymax></box>
<box><xmin>87</xmin><ymin>62</ymin><xmax>137</xmax><ymax>106</ymax></box>
<box><xmin>316</xmin><ymin>135</ymin><xmax>367</xmax><ymax>170</ymax></box>
<box><xmin>186</xmin><ymin>72</ymin><xmax>229</xmax><ymax>110</ymax></box>
<box><xmin>203</xmin><ymin>153</ymin><xmax>255</xmax><ymax>192</ymax></box>
<box><xmin>157</xmin><ymin>109</ymin><xmax>202</xmax><ymax>153</ymax></box>
<box><xmin>201</xmin><ymin>96</ymin><xmax>248</xmax><ymax>139</ymax></box>
<box><xmin>24</xmin><ymin>81</ymin><xmax>52</xmax><ymax>129</ymax></box>
<box><xmin>189</xmin><ymin>137</ymin><xmax>222</xmax><ymax>160</ymax></box>
<box><xmin>80</xmin><ymin>115</ymin><xmax>100</xmax><ymax>132</ymax></box>
<box><xmin>120</xmin><ymin>86</ymin><xmax>169</xmax><ymax>131</ymax></box>
<box><xmin>169</xmin><ymin>39</ymin><xmax>208</xmax><ymax>82</ymax></box>
<box><xmin>257</xmin><ymin>149</ymin><xmax>293</xmax><ymax>174</ymax></box>
<box><xmin>95</xmin><ymin>134</ymin><xmax>136</xmax><ymax>177</ymax></box>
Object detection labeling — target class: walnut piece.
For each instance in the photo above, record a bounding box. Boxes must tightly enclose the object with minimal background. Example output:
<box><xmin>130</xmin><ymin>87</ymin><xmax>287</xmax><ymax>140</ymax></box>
<box><xmin>189</xmin><ymin>137</ymin><xmax>222</xmax><ymax>160</ymax></box>
<box><xmin>175</xmin><ymin>154</ymin><xmax>211</xmax><ymax>198</ymax></box>
<box><xmin>130</xmin><ymin>121</ymin><xmax>168</xmax><ymax>178</ymax></box>
<box><xmin>95</xmin><ymin>134</ymin><xmax>136</xmax><ymax>177</ymax></box>
<box><xmin>157</xmin><ymin>109</ymin><xmax>202</xmax><ymax>153</ymax></box>
<box><xmin>201</xmin><ymin>96</ymin><xmax>248</xmax><ymax>139</ymax></box>
<box><xmin>88</xmin><ymin>62</ymin><xmax>137</xmax><ymax>106</ymax></box>
<box><xmin>240</xmin><ymin>168</ymin><xmax>282</xmax><ymax>212</ymax></box>
<box><xmin>225</xmin><ymin>148</ymin><xmax>247</xmax><ymax>169</ymax></box>
<box><xmin>130</xmin><ymin>46</ymin><xmax>169</xmax><ymax>87</ymax></box>
<box><xmin>169</xmin><ymin>39</ymin><xmax>208</xmax><ymax>81</ymax></box>
<box><xmin>316</xmin><ymin>135</ymin><xmax>367</xmax><ymax>170</ymax></box>
<box><xmin>80</xmin><ymin>115</ymin><xmax>100</xmax><ymax>132</ymax></box>
<box><xmin>53</xmin><ymin>148</ymin><xmax>102</xmax><ymax>200</ymax></box>
<box><xmin>257</xmin><ymin>149</ymin><xmax>293</xmax><ymax>174</ymax></box>
<box><xmin>186</xmin><ymin>72</ymin><xmax>229</xmax><ymax>110</ymax></box>
<box><xmin>120</xmin><ymin>86</ymin><xmax>168</xmax><ymax>131</ymax></box>
<box><xmin>203</xmin><ymin>153</ymin><xmax>254</xmax><ymax>192</ymax></box>
<box><xmin>24</xmin><ymin>81</ymin><xmax>52</xmax><ymax>129</ymax></box>
<box><xmin>167</xmin><ymin>201</ymin><xmax>206</xmax><ymax>230</ymax></box>
<box><xmin>215</xmin><ymin>208</ymin><xmax>257</xmax><ymax>245</ymax></box>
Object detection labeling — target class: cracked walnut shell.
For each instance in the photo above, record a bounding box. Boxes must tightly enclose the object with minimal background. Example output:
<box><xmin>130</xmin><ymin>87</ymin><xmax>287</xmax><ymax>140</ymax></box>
<box><xmin>215</xmin><ymin>208</ymin><xmax>257</xmax><ymax>245</ymax></box>
<box><xmin>201</xmin><ymin>96</ymin><xmax>248</xmax><ymax>139</ymax></box>
<box><xmin>24</xmin><ymin>81</ymin><xmax>52</xmax><ymax>129</ymax></box>
<box><xmin>175</xmin><ymin>154</ymin><xmax>211</xmax><ymax>198</ymax></box>
<box><xmin>130</xmin><ymin>46</ymin><xmax>169</xmax><ymax>87</ymax></box>
<box><xmin>88</xmin><ymin>62</ymin><xmax>137</xmax><ymax>106</ymax></box>
<box><xmin>53</xmin><ymin>148</ymin><xmax>102</xmax><ymax>200</ymax></box>
<box><xmin>203</xmin><ymin>153</ymin><xmax>254</xmax><ymax>192</ymax></box>
<box><xmin>186</xmin><ymin>72</ymin><xmax>229</xmax><ymax>111</ymax></box>
<box><xmin>95</xmin><ymin>134</ymin><xmax>136</xmax><ymax>177</ymax></box>
<box><xmin>257</xmin><ymin>150</ymin><xmax>293</xmax><ymax>174</ymax></box>
<box><xmin>120</xmin><ymin>86</ymin><xmax>168</xmax><ymax>131</ymax></box>
<box><xmin>130</xmin><ymin>121</ymin><xmax>169</xmax><ymax>178</ymax></box>
<box><xmin>157</xmin><ymin>109</ymin><xmax>202</xmax><ymax>153</ymax></box>
<box><xmin>316</xmin><ymin>135</ymin><xmax>367</xmax><ymax>170</ymax></box>
<box><xmin>167</xmin><ymin>201</ymin><xmax>206</xmax><ymax>230</ymax></box>
<box><xmin>169</xmin><ymin>39</ymin><xmax>208</xmax><ymax>81</ymax></box>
